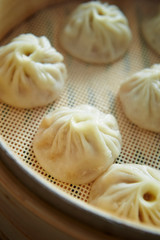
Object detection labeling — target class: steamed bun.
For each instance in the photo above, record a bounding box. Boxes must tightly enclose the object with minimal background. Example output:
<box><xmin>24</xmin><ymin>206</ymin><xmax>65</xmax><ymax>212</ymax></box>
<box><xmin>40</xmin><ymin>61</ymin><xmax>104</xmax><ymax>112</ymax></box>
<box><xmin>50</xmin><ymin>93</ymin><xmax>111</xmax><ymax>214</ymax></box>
<box><xmin>89</xmin><ymin>164</ymin><xmax>160</xmax><ymax>227</ymax></box>
<box><xmin>60</xmin><ymin>1</ymin><xmax>132</xmax><ymax>64</ymax></box>
<box><xmin>119</xmin><ymin>64</ymin><xmax>160</xmax><ymax>133</ymax></box>
<box><xmin>33</xmin><ymin>105</ymin><xmax>122</xmax><ymax>184</ymax></box>
<box><xmin>142</xmin><ymin>10</ymin><xmax>160</xmax><ymax>55</ymax></box>
<box><xmin>0</xmin><ymin>34</ymin><xmax>67</xmax><ymax>108</ymax></box>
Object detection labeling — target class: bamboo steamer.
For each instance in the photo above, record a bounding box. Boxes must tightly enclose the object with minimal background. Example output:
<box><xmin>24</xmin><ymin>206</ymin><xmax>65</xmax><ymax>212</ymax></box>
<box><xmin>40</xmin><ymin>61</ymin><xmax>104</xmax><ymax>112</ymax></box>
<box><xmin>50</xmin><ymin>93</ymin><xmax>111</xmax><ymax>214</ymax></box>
<box><xmin>0</xmin><ymin>160</ymin><xmax>116</xmax><ymax>240</ymax></box>
<box><xmin>0</xmin><ymin>0</ymin><xmax>160</xmax><ymax>239</ymax></box>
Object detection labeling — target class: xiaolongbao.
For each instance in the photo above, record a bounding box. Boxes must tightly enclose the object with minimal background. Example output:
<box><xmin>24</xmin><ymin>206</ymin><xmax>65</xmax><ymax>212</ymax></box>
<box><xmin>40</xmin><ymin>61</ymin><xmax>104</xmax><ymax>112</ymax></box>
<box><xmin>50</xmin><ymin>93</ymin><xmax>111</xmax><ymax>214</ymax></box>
<box><xmin>33</xmin><ymin>105</ymin><xmax>122</xmax><ymax>184</ymax></box>
<box><xmin>119</xmin><ymin>64</ymin><xmax>160</xmax><ymax>132</ymax></box>
<box><xmin>89</xmin><ymin>164</ymin><xmax>160</xmax><ymax>227</ymax></box>
<box><xmin>0</xmin><ymin>34</ymin><xmax>67</xmax><ymax>108</ymax></box>
<box><xmin>60</xmin><ymin>1</ymin><xmax>132</xmax><ymax>64</ymax></box>
<box><xmin>142</xmin><ymin>9</ymin><xmax>160</xmax><ymax>55</ymax></box>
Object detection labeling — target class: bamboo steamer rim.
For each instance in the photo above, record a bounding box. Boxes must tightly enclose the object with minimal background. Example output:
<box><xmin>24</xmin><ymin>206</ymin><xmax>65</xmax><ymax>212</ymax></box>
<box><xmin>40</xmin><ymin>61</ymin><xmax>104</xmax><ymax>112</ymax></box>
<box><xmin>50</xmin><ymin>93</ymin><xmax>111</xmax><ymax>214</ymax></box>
<box><xmin>1</xmin><ymin>139</ymin><xmax>160</xmax><ymax>240</ymax></box>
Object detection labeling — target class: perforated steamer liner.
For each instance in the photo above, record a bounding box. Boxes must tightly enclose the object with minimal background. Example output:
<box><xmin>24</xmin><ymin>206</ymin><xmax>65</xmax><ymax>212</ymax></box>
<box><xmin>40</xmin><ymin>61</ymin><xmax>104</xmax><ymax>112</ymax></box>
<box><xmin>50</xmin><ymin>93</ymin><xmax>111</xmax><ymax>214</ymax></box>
<box><xmin>0</xmin><ymin>0</ymin><xmax>160</xmax><ymax>239</ymax></box>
